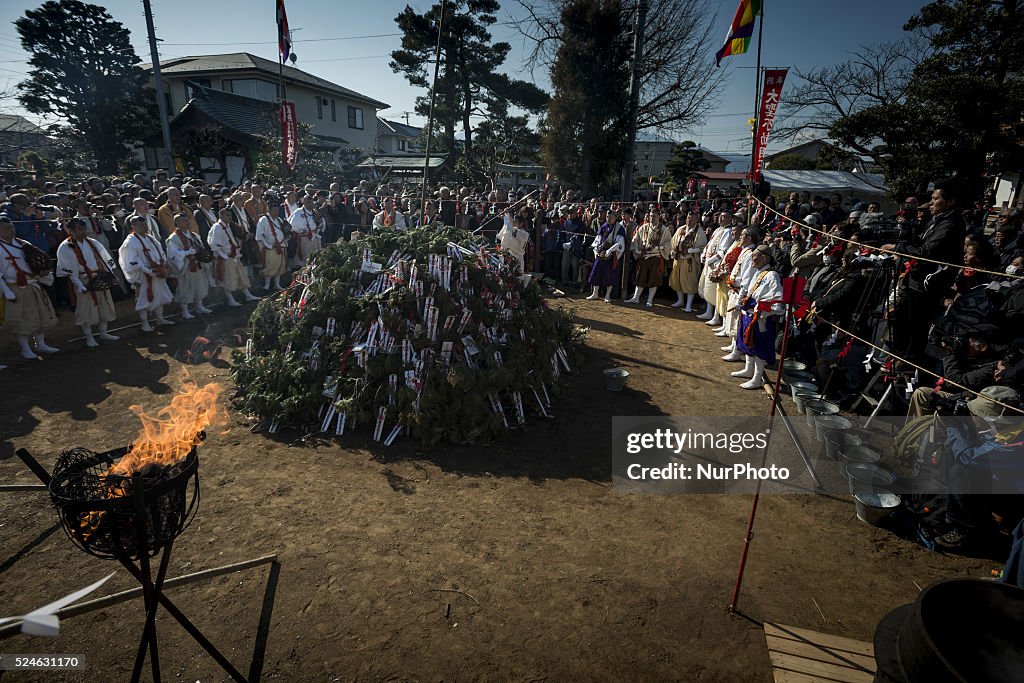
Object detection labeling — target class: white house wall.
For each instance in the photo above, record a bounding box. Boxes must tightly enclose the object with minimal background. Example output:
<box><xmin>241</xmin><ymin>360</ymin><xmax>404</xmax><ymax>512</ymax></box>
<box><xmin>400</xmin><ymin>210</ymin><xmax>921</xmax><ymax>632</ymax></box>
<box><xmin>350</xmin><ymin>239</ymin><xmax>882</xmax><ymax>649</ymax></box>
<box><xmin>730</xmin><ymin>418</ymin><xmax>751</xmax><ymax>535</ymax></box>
<box><xmin>158</xmin><ymin>73</ymin><xmax>380</xmax><ymax>152</ymax></box>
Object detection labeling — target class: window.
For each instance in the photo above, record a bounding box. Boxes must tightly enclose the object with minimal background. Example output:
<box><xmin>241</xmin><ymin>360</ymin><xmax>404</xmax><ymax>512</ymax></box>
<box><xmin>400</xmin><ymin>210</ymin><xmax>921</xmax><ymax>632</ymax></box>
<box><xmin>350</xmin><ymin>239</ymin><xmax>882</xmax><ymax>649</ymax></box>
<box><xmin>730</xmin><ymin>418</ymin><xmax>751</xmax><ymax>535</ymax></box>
<box><xmin>331</xmin><ymin>99</ymin><xmax>336</xmax><ymax>122</ymax></box>
<box><xmin>347</xmin><ymin>106</ymin><xmax>364</xmax><ymax>129</ymax></box>
<box><xmin>164</xmin><ymin>91</ymin><xmax>173</xmax><ymax>114</ymax></box>
<box><xmin>317</xmin><ymin>96</ymin><xmax>323</xmax><ymax>119</ymax></box>
<box><xmin>222</xmin><ymin>78</ymin><xmax>278</xmax><ymax>102</ymax></box>
<box><xmin>398</xmin><ymin>140</ymin><xmax>406</xmax><ymax>151</ymax></box>
<box><xmin>185</xmin><ymin>79</ymin><xmax>211</xmax><ymax>100</ymax></box>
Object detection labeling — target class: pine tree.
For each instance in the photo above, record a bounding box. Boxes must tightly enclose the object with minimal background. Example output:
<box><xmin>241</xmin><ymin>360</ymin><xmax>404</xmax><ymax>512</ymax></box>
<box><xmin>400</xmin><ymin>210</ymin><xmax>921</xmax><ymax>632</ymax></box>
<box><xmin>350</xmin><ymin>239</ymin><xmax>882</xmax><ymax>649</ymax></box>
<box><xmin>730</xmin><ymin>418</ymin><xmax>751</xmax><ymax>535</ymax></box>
<box><xmin>664</xmin><ymin>141</ymin><xmax>711</xmax><ymax>185</ymax></box>
<box><xmin>15</xmin><ymin>0</ymin><xmax>156</xmax><ymax>174</ymax></box>
<box><xmin>540</xmin><ymin>0</ymin><xmax>632</xmax><ymax>195</ymax></box>
<box><xmin>390</xmin><ymin>1</ymin><xmax>548</xmax><ymax>166</ymax></box>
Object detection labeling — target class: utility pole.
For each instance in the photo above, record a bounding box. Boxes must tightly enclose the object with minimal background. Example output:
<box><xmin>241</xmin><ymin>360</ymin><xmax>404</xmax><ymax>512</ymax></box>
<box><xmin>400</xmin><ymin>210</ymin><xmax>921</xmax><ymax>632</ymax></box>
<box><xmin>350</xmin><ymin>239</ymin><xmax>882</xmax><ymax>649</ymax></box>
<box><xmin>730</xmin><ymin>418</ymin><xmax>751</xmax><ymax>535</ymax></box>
<box><xmin>142</xmin><ymin>0</ymin><xmax>173</xmax><ymax>170</ymax></box>
<box><xmin>420</xmin><ymin>0</ymin><xmax>446</xmax><ymax>216</ymax></box>
<box><xmin>619</xmin><ymin>0</ymin><xmax>648</xmax><ymax>204</ymax></box>
<box><xmin>277</xmin><ymin>36</ymin><xmax>290</xmax><ymax>184</ymax></box>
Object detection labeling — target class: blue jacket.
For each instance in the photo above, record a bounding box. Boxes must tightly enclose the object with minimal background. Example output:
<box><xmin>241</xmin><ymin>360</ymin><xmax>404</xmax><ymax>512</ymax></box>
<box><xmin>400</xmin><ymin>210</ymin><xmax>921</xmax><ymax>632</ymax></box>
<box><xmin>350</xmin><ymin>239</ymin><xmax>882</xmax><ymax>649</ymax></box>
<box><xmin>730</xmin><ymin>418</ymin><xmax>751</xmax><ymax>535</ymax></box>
<box><xmin>0</xmin><ymin>205</ymin><xmax>57</xmax><ymax>253</ymax></box>
<box><xmin>541</xmin><ymin>224</ymin><xmax>564</xmax><ymax>253</ymax></box>
<box><xmin>947</xmin><ymin>425</ymin><xmax>1024</xmax><ymax>493</ymax></box>
<box><xmin>563</xmin><ymin>218</ymin><xmax>588</xmax><ymax>259</ymax></box>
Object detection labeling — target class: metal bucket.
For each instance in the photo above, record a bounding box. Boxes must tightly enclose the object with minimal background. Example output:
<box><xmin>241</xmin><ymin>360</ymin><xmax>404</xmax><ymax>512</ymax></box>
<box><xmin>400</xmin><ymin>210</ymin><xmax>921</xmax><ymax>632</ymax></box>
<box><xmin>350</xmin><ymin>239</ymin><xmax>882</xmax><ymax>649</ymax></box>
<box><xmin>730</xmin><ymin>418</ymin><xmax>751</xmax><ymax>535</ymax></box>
<box><xmin>782</xmin><ymin>359</ymin><xmax>808</xmax><ymax>373</ymax></box>
<box><xmin>812</xmin><ymin>413</ymin><xmax>850</xmax><ymax>443</ymax></box>
<box><xmin>839</xmin><ymin>445</ymin><xmax>882</xmax><ymax>474</ymax></box>
<box><xmin>804</xmin><ymin>399</ymin><xmax>840</xmax><ymax>429</ymax></box>
<box><xmin>789</xmin><ymin>380</ymin><xmax>818</xmax><ymax>400</ymax></box>
<box><xmin>792</xmin><ymin>391</ymin><xmax>822</xmax><ymax>415</ymax></box>
<box><xmin>824</xmin><ymin>430</ymin><xmax>862</xmax><ymax>460</ymax></box>
<box><xmin>782</xmin><ymin>369</ymin><xmax>816</xmax><ymax>386</ymax></box>
<box><xmin>853</xmin><ymin>487</ymin><xmax>901</xmax><ymax>525</ymax></box>
<box><xmin>603</xmin><ymin>368</ymin><xmax>630</xmax><ymax>392</ymax></box>
<box><xmin>846</xmin><ymin>462</ymin><xmax>896</xmax><ymax>494</ymax></box>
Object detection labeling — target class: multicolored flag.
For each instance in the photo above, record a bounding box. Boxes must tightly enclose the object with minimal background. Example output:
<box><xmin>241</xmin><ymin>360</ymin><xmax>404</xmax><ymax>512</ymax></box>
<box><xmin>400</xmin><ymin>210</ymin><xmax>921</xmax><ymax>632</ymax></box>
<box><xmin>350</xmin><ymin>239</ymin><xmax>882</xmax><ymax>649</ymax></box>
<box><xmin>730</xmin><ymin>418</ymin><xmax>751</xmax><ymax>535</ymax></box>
<box><xmin>715</xmin><ymin>0</ymin><xmax>762</xmax><ymax>66</ymax></box>
<box><xmin>276</xmin><ymin>0</ymin><xmax>291</xmax><ymax>63</ymax></box>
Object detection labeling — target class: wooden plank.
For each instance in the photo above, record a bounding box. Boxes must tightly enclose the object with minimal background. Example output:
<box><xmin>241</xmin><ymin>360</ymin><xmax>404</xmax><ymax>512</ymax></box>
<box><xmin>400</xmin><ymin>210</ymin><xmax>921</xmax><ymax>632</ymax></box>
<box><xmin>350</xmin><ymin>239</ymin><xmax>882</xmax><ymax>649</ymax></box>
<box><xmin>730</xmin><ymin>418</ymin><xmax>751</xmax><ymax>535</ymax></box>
<box><xmin>766</xmin><ymin>635</ymin><xmax>876</xmax><ymax>671</ymax></box>
<box><xmin>768</xmin><ymin>652</ymin><xmax>875</xmax><ymax>683</ymax></box>
<box><xmin>774</xmin><ymin>670</ymin><xmax>847</xmax><ymax>683</ymax></box>
<box><xmin>766</xmin><ymin>623</ymin><xmax>875</xmax><ymax>657</ymax></box>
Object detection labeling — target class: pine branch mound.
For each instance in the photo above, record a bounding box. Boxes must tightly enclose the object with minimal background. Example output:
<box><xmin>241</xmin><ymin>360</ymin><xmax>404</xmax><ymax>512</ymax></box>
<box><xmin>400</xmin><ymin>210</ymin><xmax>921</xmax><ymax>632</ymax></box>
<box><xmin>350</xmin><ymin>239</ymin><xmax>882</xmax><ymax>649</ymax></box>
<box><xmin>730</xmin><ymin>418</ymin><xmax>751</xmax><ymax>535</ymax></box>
<box><xmin>231</xmin><ymin>226</ymin><xmax>585</xmax><ymax>445</ymax></box>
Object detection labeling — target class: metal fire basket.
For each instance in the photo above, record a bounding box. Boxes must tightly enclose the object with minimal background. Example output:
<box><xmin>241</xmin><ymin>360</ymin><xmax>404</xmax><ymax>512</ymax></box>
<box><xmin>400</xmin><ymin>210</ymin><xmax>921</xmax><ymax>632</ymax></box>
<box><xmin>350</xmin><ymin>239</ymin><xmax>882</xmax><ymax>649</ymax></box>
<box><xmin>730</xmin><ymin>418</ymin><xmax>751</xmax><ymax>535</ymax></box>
<box><xmin>48</xmin><ymin>445</ymin><xmax>200</xmax><ymax>560</ymax></box>
<box><xmin>11</xmin><ymin>440</ymin><xmax>270</xmax><ymax>683</ymax></box>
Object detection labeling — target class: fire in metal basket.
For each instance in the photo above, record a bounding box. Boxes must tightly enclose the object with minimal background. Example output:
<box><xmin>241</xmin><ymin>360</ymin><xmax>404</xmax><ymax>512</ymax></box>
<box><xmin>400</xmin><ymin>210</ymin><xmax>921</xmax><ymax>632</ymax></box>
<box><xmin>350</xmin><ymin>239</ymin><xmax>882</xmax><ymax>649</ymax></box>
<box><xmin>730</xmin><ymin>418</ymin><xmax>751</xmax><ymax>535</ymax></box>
<box><xmin>48</xmin><ymin>438</ymin><xmax>203</xmax><ymax>561</ymax></box>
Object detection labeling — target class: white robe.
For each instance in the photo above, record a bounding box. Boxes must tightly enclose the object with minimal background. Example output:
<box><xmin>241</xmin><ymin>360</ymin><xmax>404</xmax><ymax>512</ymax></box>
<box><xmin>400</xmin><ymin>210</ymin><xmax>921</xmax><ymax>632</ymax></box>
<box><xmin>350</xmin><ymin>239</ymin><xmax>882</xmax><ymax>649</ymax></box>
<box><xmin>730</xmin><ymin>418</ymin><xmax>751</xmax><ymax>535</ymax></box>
<box><xmin>289</xmin><ymin>208</ymin><xmax>322</xmax><ymax>260</ymax></box>
<box><xmin>256</xmin><ymin>215</ymin><xmax>288</xmax><ymax>277</ymax></box>
<box><xmin>56</xmin><ymin>236</ymin><xmax>117</xmax><ymax>326</ymax></box>
<box><xmin>118</xmin><ymin>231</ymin><xmax>173</xmax><ymax>311</ymax></box>
<box><xmin>748</xmin><ymin>266</ymin><xmax>785</xmax><ymax>313</ymax></box>
<box><xmin>208</xmin><ymin>220</ymin><xmax>250</xmax><ymax>291</ymax></box>
<box><xmin>166</xmin><ymin>230</ymin><xmax>209</xmax><ymax>304</ymax></box>
<box><xmin>497</xmin><ymin>217</ymin><xmax>533</xmax><ymax>271</ymax></box>
<box><xmin>127</xmin><ymin>212</ymin><xmax>163</xmax><ymax>240</ymax></box>
<box><xmin>372</xmin><ymin>209</ymin><xmax>407</xmax><ymax>231</ymax></box>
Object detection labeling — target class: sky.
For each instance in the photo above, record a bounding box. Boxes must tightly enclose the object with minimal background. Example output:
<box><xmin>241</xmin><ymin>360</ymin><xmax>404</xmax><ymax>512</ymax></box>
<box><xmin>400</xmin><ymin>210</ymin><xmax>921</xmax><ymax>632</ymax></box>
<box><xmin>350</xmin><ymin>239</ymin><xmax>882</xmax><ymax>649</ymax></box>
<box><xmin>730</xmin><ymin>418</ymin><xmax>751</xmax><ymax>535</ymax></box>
<box><xmin>0</xmin><ymin>0</ymin><xmax>924</xmax><ymax>156</ymax></box>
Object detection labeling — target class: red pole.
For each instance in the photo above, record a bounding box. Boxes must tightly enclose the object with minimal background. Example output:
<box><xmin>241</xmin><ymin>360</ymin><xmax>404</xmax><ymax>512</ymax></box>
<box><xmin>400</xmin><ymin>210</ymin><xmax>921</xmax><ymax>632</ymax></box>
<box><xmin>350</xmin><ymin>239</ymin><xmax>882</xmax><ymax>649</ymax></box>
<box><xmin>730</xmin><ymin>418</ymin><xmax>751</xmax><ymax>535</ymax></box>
<box><xmin>728</xmin><ymin>273</ymin><xmax>801</xmax><ymax>614</ymax></box>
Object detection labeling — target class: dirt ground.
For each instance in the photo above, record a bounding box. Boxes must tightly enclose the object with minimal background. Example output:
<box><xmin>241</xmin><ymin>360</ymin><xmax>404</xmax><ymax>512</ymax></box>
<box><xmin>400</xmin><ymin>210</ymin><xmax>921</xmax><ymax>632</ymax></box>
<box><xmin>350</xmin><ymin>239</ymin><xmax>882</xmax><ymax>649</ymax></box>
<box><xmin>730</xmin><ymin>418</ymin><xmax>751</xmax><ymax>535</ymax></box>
<box><xmin>0</xmin><ymin>289</ymin><xmax>995</xmax><ymax>682</ymax></box>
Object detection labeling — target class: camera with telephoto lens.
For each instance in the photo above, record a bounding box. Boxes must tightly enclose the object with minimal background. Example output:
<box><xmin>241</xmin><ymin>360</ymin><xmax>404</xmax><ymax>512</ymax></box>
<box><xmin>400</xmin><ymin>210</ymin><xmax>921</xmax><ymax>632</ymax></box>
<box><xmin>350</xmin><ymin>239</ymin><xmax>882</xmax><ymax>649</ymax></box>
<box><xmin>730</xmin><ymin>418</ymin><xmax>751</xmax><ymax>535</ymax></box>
<box><xmin>932</xmin><ymin>392</ymin><xmax>970</xmax><ymax>415</ymax></box>
<box><xmin>855</xmin><ymin>223</ymin><xmax>902</xmax><ymax>244</ymax></box>
<box><xmin>942</xmin><ymin>335</ymin><xmax>967</xmax><ymax>354</ymax></box>
<box><xmin>34</xmin><ymin>204</ymin><xmax>60</xmax><ymax>219</ymax></box>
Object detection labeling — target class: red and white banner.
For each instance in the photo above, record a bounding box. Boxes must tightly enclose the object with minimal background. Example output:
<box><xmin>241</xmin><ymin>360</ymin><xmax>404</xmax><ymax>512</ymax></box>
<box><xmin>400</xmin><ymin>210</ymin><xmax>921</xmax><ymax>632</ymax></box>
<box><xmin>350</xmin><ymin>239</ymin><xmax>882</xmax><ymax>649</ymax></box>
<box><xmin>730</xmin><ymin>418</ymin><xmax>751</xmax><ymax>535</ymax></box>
<box><xmin>752</xmin><ymin>68</ymin><xmax>787</xmax><ymax>176</ymax></box>
<box><xmin>280</xmin><ymin>100</ymin><xmax>298</xmax><ymax>172</ymax></box>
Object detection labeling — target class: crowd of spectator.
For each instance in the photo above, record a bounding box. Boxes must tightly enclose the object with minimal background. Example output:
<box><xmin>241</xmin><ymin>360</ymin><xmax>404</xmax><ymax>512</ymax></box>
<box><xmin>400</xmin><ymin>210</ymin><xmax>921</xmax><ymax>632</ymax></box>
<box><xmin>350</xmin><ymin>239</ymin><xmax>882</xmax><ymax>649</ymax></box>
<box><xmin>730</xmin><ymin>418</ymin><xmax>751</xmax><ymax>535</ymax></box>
<box><xmin>2</xmin><ymin>167</ymin><xmax>1023</xmax><ymax>551</ymax></box>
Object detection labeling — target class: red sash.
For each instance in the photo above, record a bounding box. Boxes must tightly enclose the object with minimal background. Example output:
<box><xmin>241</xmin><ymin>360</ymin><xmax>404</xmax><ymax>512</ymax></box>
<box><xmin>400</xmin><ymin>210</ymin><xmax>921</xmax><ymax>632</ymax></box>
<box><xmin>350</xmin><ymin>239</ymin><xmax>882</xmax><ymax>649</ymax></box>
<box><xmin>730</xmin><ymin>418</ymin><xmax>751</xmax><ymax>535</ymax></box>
<box><xmin>134</xmin><ymin>231</ymin><xmax>165</xmax><ymax>303</ymax></box>
<box><xmin>0</xmin><ymin>239</ymin><xmax>32</xmax><ymax>286</ymax></box>
<box><xmin>66</xmin><ymin>236</ymin><xmax>107</xmax><ymax>305</ymax></box>
<box><xmin>216</xmin><ymin>224</ymin><xmax>239</xmax><ymax>282</ymax></box>
<box><xmin>174</xmin><ymin>229</ymin><xmax>199</xmax><ymax>273</ymax></box>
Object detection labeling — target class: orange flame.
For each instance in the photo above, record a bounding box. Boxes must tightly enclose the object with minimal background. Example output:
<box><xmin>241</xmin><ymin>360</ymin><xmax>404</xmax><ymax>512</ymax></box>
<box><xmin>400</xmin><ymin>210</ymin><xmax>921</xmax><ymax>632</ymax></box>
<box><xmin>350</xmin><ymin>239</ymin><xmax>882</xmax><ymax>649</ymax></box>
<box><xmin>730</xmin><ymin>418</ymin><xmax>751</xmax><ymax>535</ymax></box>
<box><xmin>76</xmin><ymin>380</ymin><xmax>226</xmax><ymax>541</ymax></box>
<box><xmin>110</xmin><ymin>380</ymin><xmax>227</xmax><ymax>477</ymax></box>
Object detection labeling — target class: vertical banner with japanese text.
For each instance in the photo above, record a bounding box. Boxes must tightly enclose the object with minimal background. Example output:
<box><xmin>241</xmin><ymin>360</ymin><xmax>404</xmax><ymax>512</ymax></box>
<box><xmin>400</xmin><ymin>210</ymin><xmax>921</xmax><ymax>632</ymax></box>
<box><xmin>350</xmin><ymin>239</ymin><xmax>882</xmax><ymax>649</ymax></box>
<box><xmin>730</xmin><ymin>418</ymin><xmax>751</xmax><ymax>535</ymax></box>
<box><xmin>280</xmin><ymin>100</ymin><xmax>298</xmax><ymax>172</ymax></box>
<box><xmin>753</xmin><ymin>69</ymin><xmax>787</xmax><ymax>175</ymax></box>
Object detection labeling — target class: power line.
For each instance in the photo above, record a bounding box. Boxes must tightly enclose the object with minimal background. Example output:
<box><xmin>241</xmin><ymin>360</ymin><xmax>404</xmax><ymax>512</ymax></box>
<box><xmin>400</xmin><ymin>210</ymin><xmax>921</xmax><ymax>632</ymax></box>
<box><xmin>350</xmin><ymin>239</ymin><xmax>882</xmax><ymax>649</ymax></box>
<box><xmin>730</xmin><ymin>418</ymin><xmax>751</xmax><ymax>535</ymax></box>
<box><xmin>160</xmin><ymin>32</ymin><xmax>403</xmax><ymax>47</ymax></box>
<box><xmin>298</xmin><ymin>55</ymin><xmax>392</xmax><ymax>63</ymax></box>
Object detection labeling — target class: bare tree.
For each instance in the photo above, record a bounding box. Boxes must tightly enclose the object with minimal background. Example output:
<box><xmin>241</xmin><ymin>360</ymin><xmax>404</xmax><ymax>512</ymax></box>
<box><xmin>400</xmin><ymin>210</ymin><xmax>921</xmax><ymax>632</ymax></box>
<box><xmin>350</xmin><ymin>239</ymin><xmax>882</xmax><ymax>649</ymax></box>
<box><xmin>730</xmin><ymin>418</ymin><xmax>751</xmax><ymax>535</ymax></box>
<box><xmin>514</xmin><ymin>0</ymin><xmax>729</xmax><ymax>136</ymax></box>
<box><xmin>772</xmin><ymin>38</ymin><xmax>930</xmax><ymax>160</ymax></box>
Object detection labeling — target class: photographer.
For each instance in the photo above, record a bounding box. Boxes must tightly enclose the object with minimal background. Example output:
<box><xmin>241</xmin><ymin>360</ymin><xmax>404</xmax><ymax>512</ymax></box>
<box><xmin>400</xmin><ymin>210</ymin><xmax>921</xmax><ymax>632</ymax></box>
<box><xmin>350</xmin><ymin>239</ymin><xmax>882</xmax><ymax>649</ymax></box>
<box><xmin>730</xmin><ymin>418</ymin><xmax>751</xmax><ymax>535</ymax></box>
<box><xmin>562</xmin><ymin>206</ymin><xmax>592</xmax><ymax>287</ymax></box>
<box><xmin>908</xmin><ymin>326</ymin><xmax>1002</xmax><ymax>416</ymax></box>
<box><xmin>935</xmin><ymin>386</ymin><xmax>1024</xmax><ymax>550</ymax></box>
<box><xmin>1</xmin><ymin>193</ymin><xmax>62</xmax><ymax>254</ymax></box>
<box><xmin>882</xmin><ymin>179</ymin><xmax>967</xmax><ymax>362</ymax></box>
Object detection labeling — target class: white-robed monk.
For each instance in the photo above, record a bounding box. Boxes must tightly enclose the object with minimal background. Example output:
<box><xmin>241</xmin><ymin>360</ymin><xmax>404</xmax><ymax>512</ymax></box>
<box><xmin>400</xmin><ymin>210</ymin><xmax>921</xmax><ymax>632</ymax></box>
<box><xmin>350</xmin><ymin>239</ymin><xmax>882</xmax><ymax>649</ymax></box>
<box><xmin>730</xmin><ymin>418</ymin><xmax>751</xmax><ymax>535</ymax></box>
<box><xmin>119</xmin><ymin>214</ymin><xmax>174</xmax><ymax>331</ymax></box>
<box><xmin>496</xmin><ymin>212</ymin><xmax>531</xmax><ymax>273</ymax></box>
<box><xmin>166</xmin><ymin>214</ymin><xmax>211</xmax><ymax>319</ymax></box>
<box><xmin>73</xmin><ymin>199</ymin><xmax>110</xmax><ymax>251</ymax></box>
<box><xmin>372</xmin><ymin>197</ymin><xmax>407</xmax><ymax>231</ymax></box>
<box><xmin>289</xmin><ymin>196</ymin><xmax>323</xmax><ymax>264</ymax></box>
<box><xmin>56</xmin><ymin>217</ymin><xmax>118</xmax><ymax>347</ymax></box>
<box><xmin>208</xmin><ymin>208</ymin><xmax>258</xmax><ymax>307</ymax></box>
<box><xmin>0</xmin><ymin>215</ymin><xmax>58</xmax><ymax>359</ymax></box>
<box><xmin>256</xmin><ymin>201</ymin><xmax>288</xmax><ymax>291</ymax></box>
